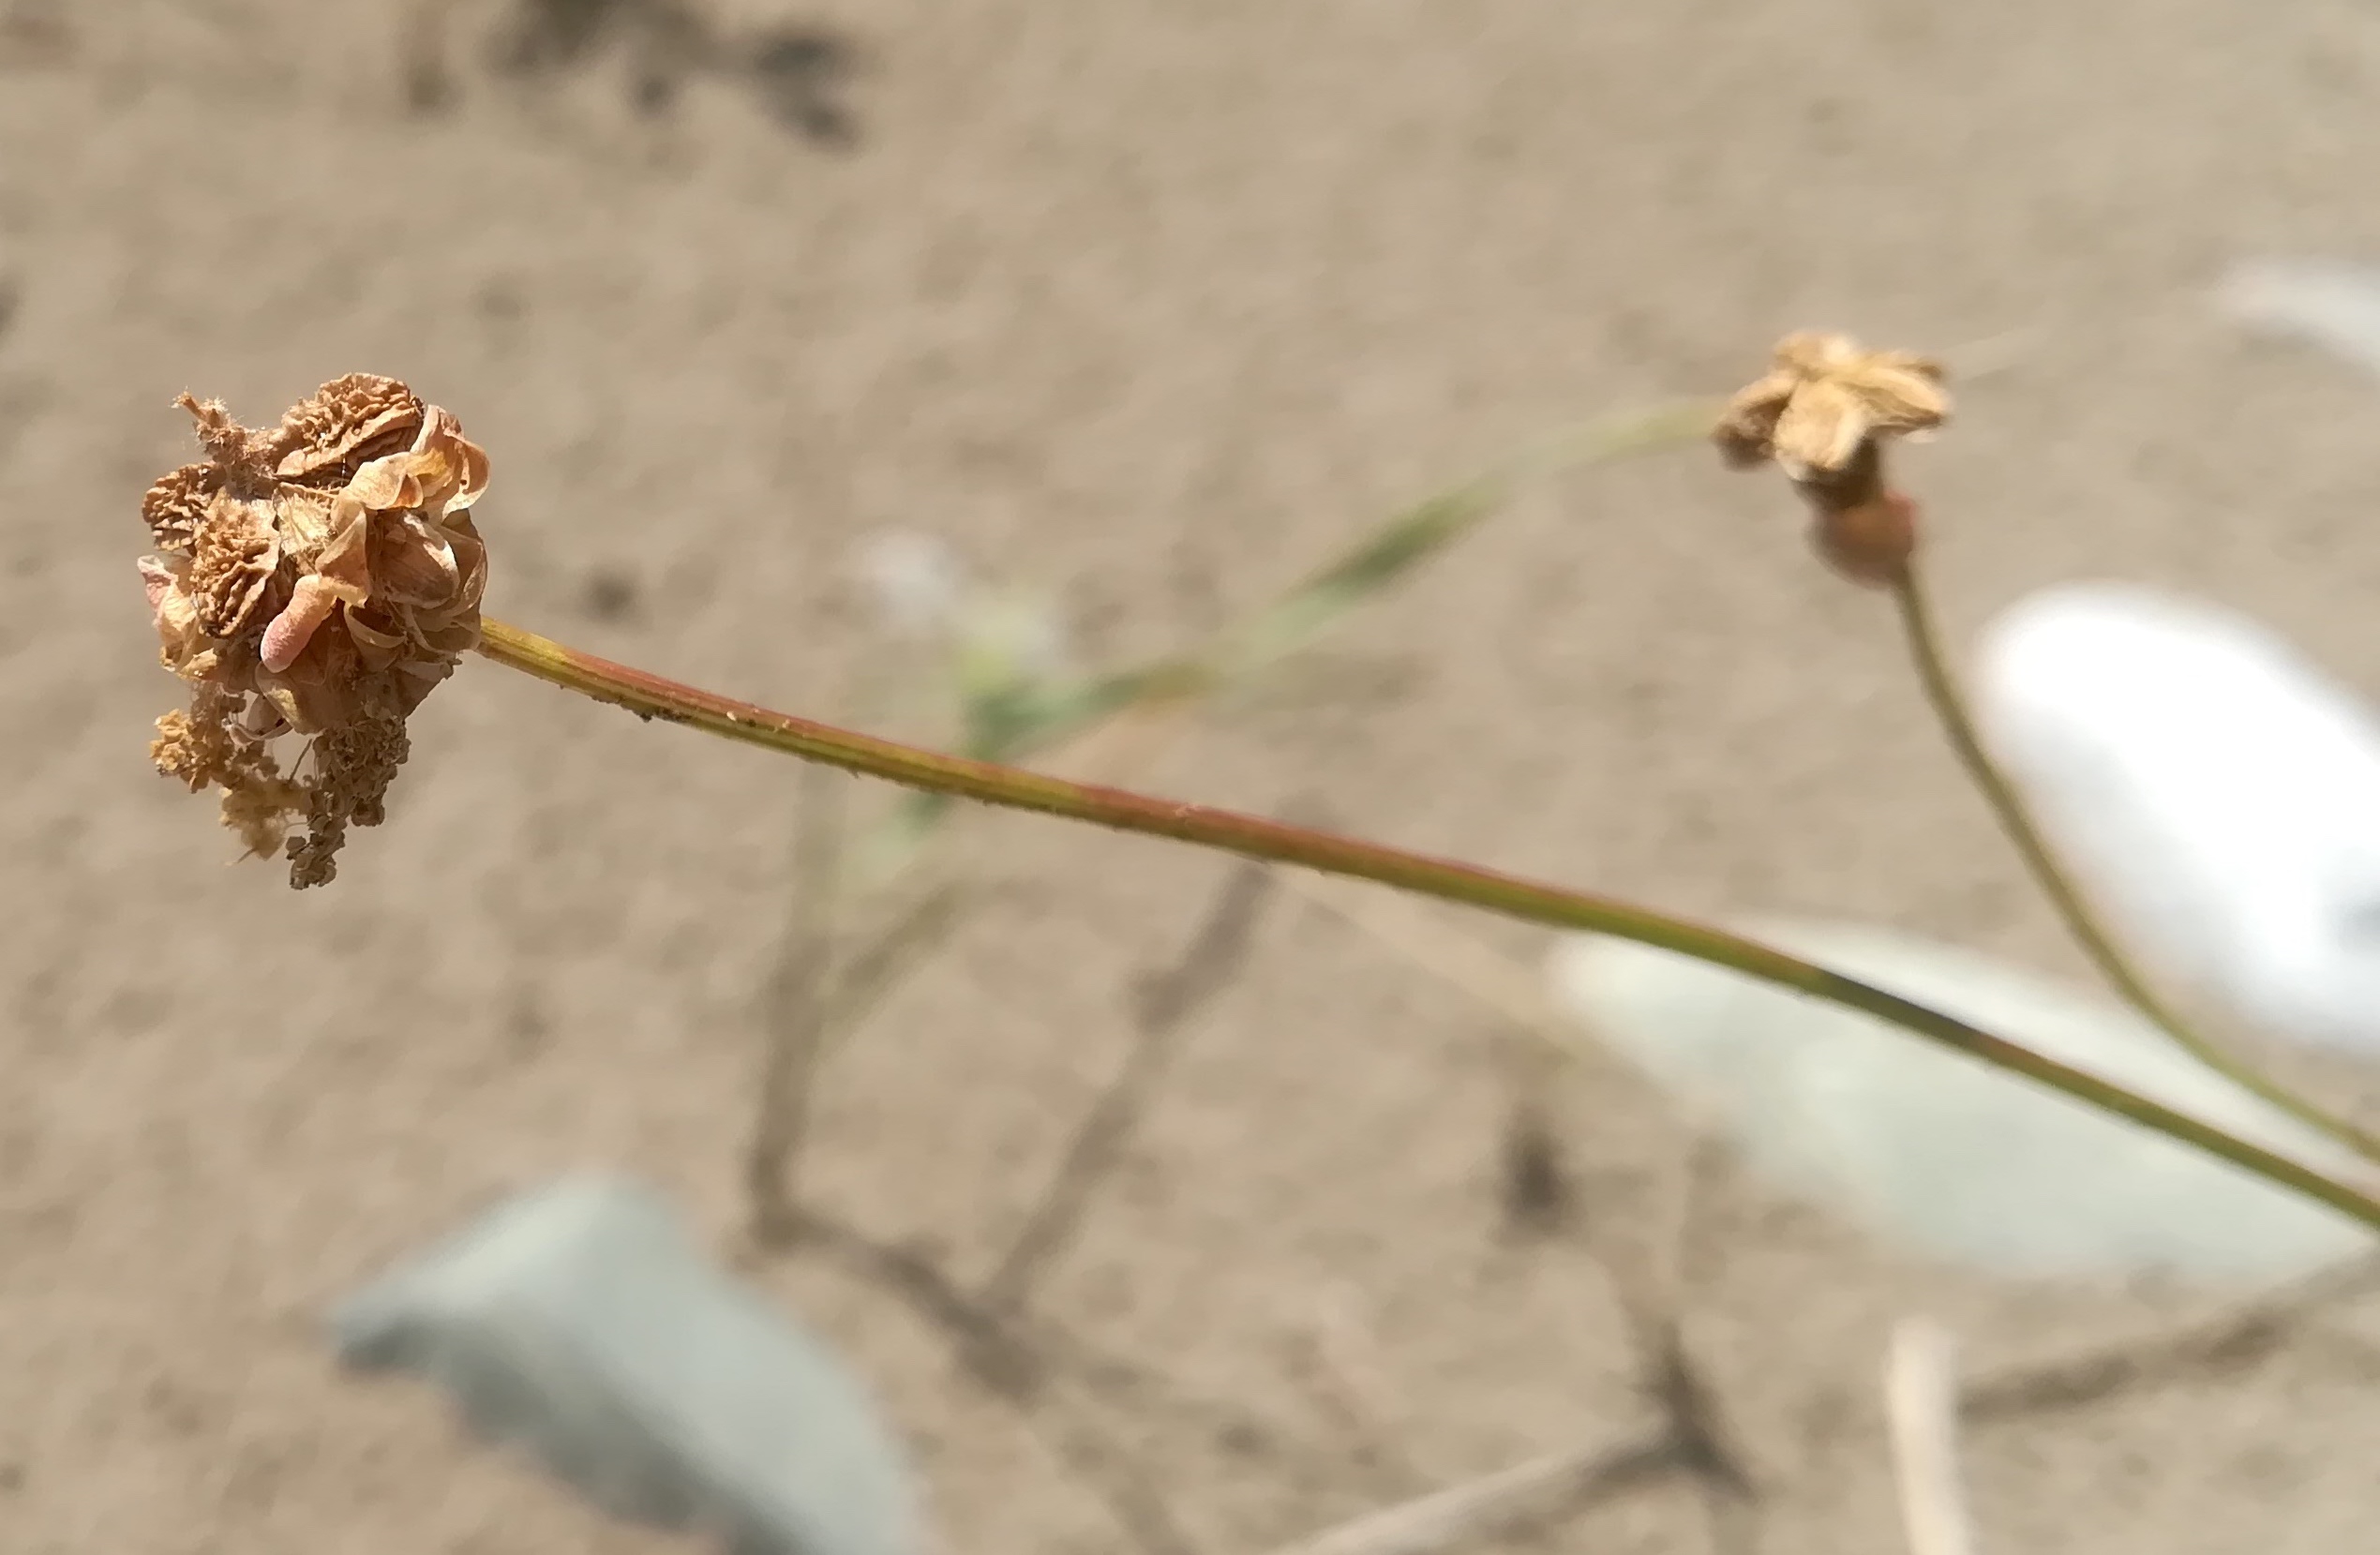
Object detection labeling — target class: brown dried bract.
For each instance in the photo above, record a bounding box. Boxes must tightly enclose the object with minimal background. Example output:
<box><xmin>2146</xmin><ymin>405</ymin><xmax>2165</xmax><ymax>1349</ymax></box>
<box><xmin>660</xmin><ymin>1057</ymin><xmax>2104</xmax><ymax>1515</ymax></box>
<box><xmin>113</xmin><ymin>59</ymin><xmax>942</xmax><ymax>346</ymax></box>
<box><xmin>1713</xmin><ymin>331</ymin><xmax>1949</xmax><ymax>479</ymax></box>
<box><xmin>136</xmin><ymin>375</ymin><xmax>491</xmax><ymax>889</ymax></box>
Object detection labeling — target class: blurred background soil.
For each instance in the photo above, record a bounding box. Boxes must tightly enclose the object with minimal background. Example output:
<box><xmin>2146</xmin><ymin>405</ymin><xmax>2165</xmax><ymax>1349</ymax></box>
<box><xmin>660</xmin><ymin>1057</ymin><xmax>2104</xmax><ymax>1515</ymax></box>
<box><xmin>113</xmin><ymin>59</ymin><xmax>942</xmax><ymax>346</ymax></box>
<box><xmin>10</xmin><ymin>1</ymin><xmax>2380</xmax><ymax>1550</ymax></box>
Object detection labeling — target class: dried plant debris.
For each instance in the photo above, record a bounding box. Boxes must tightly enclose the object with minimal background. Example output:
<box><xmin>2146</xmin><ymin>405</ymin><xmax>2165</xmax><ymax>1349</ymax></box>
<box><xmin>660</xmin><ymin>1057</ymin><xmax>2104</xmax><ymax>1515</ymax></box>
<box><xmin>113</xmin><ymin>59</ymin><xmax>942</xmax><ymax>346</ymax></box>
<box><xmin>483</xmin><ymin>0</ymin><xmax>860</xmax><ymax>146</ymax></box>
<box><xmin>137</xmin><ymin>376</ymin><xmax>490</xmax><ymax>888</ymax></box>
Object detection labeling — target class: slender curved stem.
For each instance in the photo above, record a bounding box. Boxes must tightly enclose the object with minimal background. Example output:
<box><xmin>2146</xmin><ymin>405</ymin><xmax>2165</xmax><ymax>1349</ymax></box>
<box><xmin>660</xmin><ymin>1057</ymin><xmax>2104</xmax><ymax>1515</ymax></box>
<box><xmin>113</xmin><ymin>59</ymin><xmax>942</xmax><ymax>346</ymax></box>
<box><xmin>475</xmin><ymin>615</ymin><xmax>2380</xmax><ymax>1232</ymax></box>
<box><xmin>1890</xmin><ymin>565</ymin><xmax>2380</xmax><ymax>1160</ymax></box>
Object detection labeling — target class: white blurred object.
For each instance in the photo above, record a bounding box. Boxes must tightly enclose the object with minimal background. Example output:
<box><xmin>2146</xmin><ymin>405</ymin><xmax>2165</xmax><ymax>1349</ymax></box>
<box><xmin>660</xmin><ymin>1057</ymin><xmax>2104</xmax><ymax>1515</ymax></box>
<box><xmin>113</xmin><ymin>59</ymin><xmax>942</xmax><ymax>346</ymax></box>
<box><xmin>952</xmin><ymin>591</ymin><xmax>1071</xmax><ymax>695</ymax></box>
<box><xmin>1975</xmin><ymin>581</ymin><xmax>2380</xmax><ymax>1054</ymax></box>
<box><xmin>2220</xmin><ymin>258</ymin><xmax>2380</xmax><ymax>379</ymax></box>
<box><xmin>849</xmin><ymin>530</ymin><xmax>1068</xmax><ymax>697</ymax></box>
<box><xmin>852</xmin><ymin>531</ymin><xmax>966</xmax><ymax>638</ymax></box>
<box><xmin>333</xmin><ymin>1175</ymin><xmax>925</xmax><ymax>1555</ymax></box>
<box><xmin>1547</xmin><ymin>918</ymin><xmax>2373</xmax><ymax>1283</ymax></box>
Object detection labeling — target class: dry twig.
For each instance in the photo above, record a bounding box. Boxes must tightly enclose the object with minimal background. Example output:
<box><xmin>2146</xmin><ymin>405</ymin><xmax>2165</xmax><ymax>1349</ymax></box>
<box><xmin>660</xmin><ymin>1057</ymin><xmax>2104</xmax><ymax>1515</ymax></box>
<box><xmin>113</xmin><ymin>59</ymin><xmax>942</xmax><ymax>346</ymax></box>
<box><xmin>1250</xmin><ymin>1428</ymin><xmax>1684</xmax><ymax>1555</ymax></box>
<box><xmin>1886</xmin><ymin>1319</ymin><xmax>1978</xmax><ymax>1555</ymax></box>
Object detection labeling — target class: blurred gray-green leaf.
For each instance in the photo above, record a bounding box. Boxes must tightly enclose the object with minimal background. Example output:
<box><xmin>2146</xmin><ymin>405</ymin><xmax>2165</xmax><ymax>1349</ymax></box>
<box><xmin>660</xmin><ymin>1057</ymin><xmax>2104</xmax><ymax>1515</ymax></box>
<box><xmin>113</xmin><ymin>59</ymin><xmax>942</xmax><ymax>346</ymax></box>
<box><xmin>332</xmin><ymin>1176</ymin><xmax>926</xmax><ymax>1555</ymax></box>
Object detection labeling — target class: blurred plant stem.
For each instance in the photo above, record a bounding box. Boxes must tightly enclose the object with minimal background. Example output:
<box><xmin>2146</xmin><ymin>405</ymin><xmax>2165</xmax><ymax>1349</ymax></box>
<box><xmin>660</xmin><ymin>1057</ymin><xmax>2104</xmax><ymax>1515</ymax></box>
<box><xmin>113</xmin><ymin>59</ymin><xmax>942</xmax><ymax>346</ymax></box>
<box><xmin>741</xmin><ymin>399</ymin><xmax>1716</xmax><ymax>1244</ymax></box>
<box><xmin>474</xmin><ymin>613</ymin><xmax>2380</xmax><ymax>1234</ymax></box>
<box><xmin>1890</xmin><ymin>562</ymin><xmax>2380</xmax><ymax>1161</ymax></box>
<box><xmin>859</xmin><ymin>396</ymin><xmax>1725</xmax><ymax>877</ymax></box>
<box><xmin>745</xmin><ymin>753</ymin><xmax>847</xmax><ymax>1246</ymax></box>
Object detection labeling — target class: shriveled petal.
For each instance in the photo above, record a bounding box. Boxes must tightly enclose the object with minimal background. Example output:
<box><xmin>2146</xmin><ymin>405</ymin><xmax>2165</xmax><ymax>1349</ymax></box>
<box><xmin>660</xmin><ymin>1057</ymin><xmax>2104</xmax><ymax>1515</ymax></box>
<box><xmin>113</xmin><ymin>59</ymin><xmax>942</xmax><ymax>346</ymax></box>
<box><xmin>1771</xmin><ymin>379</ymin><xmax>1872</xmax><ymax>473</ymax></box>
<box><xmin>443</xmin><ymin>517</ymin><xmax>488</xmax><ymax>612</ymax></box>
<box><xmin>315</xmin><ymin>510</ymin><xmax>375</xmax><ymax>604</ymax></box>
<box><xmin>273</xmin><ymin>374</ymin><xmax>425</xmax><ymax>480</ymax></box>
<box><xmin>271</xmin><ymin>486</ymin><xmax>342</xmax><ymax>560</ymax></box>
<box><xmin>411</xmin><ymin>406</ymin><xmax>490</xmax><ymax>515</ymax></box>
<box><xmin>448</xmin><ymin>436</ymin><xmax>490</xmax><ymax>512</ymax></box>
<box><xmin>343</xmin><ymin>451</ymin><xmax>427</xmax><ymax>513</ymax></box>
<box><xmin>146</xmin><ymin>563</ymin><xmax>208</xmax><ymax>668</ymax></box>
<box><xmin>139</xmin><ymin>556</ymin><xmax>179</xmax><ymax>614</ymax></box>
<box><xmin>343</xmin><ymin>608</ymin><xmax>407</xmax><ymax>671</ymax></box>
<box><xmin>371</xmin><ymin>514</ymin><xmax>462</xmax><ymax>609</ymax></box>
<box><xmin>414</xmin><ymin>620</ymin><xmax>481</xmax><ymax>654</ymax></box>
<box><xmin>1847</xmin><ymin>362</ymin><xmax>1952</xmax><ymax>433</ymax></box>
<box><xmin>1712</xmin><ymin>371</ymin><xmax>1798</xmax><ymax>469</ymax></box>
<box><xmin>261</xmin><ymin>574</ymin><xmax>346</xmax><ymax>674</ymax></box>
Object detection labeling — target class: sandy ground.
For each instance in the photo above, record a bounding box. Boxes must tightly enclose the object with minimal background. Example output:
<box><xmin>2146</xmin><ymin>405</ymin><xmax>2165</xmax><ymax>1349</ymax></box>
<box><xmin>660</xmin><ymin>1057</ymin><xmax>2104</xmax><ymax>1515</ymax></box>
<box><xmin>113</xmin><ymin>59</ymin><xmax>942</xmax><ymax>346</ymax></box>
<box><xmin>11</xmin><ymin>0</ymin><xmax>2380</xmax><ymax>1550</ymax></box>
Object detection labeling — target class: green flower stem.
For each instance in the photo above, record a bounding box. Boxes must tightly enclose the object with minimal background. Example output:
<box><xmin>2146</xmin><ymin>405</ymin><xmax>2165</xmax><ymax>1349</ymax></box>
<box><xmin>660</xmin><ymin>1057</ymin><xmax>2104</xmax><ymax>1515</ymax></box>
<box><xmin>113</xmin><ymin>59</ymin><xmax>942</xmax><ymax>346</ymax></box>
<box><xmin>476</xmin><ymin>615</ymin><xmax>2380</xmax><ymax>1233</ymax></box>
<box><xmin>1890</xmin><ymin>564</ymin><xmax>2380</xmax><ymax>1160</ymax></box>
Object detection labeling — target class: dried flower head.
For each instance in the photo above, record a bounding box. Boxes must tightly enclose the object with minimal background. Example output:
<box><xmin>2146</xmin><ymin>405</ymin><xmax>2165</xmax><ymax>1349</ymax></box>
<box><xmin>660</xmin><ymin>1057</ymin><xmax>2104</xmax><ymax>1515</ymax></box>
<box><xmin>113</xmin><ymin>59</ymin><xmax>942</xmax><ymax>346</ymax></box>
<box><xmin>1715</xmin><ymin>332</ymin><xmax>1950</xmax><ymax>589</ymax></box>
<box><xmin>1713</xmin><ymin>331</ymin><xmax>1949</xmax><ymax>480</ymax></box>
<box><xmin>137</xmin><ymin>375</ymin><xmax>490</xmax><ymax>888</ymax></box>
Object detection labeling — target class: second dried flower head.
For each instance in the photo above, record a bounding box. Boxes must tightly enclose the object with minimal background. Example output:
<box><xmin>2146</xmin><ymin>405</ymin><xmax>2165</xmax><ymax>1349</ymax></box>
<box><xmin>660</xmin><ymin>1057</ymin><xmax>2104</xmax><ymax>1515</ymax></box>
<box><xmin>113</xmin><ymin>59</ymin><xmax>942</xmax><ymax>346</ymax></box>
<box><xmin>1714</xmin><ymin>331</ymin><xmax>1951</xmax><ymax>586</ymax></box>
<box><xmin>138</xmin><ymin>374</ymin><xmax>490</xmax><ymax>888</ymax></box>
<box><xmin>1713</xmin><ymin>331</ymin><xmax>1949</xmax><ymax>481</ymax></box>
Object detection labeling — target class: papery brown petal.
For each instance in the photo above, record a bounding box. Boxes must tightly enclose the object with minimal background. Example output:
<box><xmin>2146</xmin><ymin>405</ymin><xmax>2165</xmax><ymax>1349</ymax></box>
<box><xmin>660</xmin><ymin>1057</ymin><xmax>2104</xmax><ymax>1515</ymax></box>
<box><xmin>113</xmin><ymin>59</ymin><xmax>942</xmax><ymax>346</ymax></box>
<box><xmin>342</xmin><ymin>452</ymin><xmax>427</xmax><ymax>513</ymax></box>
<box><xmin>343</xmin><ymin>608</ymin><xmax>407</xmax><ymax>671</ymax></box>
<box><xmin>147</xmin><ymin>566</ymin><xmax>209</xmax><ymax>671</ymax></box>
<box><xmin>451</xmin><ymin>438</ymin><xmax>490</xmax><ymax>512</ymax></box>
<box><xmin>371</xmin><ymin>515</ymin><xmax>462</xmax><ymax>609</ymax></box>
<box><xmin>271</xmin><ymin>486</ymin><xmax>342</xmax><ymax>561</ymax></box>
<box><xmin>1848</xmin><ymin>364</ymin><xmax>1952</xmax><ymax>433</ymax></box>
<box><xmin>1712</xmin><ymin>372</ymin><xmax>1796</xmax><ymax>469</ymax></box>
<box><xmin>273</xmin><ymin>375</ymin><xmax>425</xmax><ymax>480</ymax></box>
<box><xmin>139</xmin><ymin>556</ymin><xmax>178</xmax><ymax>614</ymax></box>
<box><xmin>416</xmin><ymin>456</ymin><xmax>469</xmax><ymax>517</ymax></box>
<box><xmin>1771</xmin><ymin>379</ymin><xmax>1871</xmax><ymax>474</ymax></box>
<box><xmin>315</xmin><ymin>511</ymin><xmax>375</xmax><ymax>603</ymax></box>
<box><xmin>415</xmin><ymin>621</ymin><xmax>480</xmax><ymax>655</ymax></box>
<box><xmin>446</xmin><ymin>528</ymin><xmax>488</xmax><ymax>613</ymax></box>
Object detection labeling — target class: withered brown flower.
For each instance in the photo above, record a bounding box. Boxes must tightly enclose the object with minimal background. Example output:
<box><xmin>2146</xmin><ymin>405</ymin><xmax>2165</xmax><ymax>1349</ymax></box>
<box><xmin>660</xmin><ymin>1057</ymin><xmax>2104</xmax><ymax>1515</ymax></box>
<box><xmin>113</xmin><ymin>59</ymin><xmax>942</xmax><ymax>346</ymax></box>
<box><xmin>1713</xmin><ymin>331</ymin><xmax>1950</xmax><ymax>479</ymax></box>
<box><xmin>137</xmin><ymin>375</ymin><xmax>490</xmax><ymax>888</ymax></box>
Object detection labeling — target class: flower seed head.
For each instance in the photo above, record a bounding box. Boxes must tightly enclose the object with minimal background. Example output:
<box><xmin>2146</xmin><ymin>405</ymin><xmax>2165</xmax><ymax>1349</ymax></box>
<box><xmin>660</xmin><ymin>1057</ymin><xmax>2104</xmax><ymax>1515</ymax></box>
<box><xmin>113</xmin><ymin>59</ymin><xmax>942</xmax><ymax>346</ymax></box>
<box><xmin>136</xmin><ymin>375</ymin><xmax>491</xmax><ymax>888</ymax></box>
<box><xmin>1713</xmin><ymin>331</ymin><xmax>1950</xmax><ymax>480</ymax></box>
